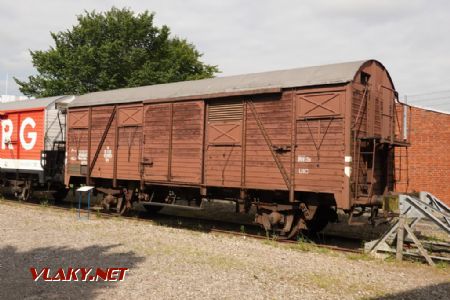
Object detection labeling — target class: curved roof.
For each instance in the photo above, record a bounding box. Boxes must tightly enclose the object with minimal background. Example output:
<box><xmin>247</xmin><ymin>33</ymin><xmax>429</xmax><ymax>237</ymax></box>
<box><xmin>0</xmin><ymin>95</ymin><xmax>74</xmax><ymax>112</ymax></box>
<box><xmin>69</xmin><ymin>60</ymin><xmax>383</xmax><ymax>108</ymax></box>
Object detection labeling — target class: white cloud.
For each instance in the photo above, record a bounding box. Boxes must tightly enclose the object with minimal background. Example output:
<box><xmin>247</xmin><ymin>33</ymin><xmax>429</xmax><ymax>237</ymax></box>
<box><xmin>0</xmin><ymin>0</ymin><xmax>449</xmax><ymax>107</ymax></box>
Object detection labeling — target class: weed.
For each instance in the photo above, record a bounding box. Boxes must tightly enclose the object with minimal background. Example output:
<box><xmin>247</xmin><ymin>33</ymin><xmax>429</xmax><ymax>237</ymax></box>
<box><xmin>262</xmin><ymin>239</ymin><xmax>277</xmax><ymax>247</ymax></box>
<box><xmin>346</xmin><ymin>252</ymin><xmax>374</xmax><ymax>261</ymax></box>
<box><xmin>40</xmin><ymin>198</ymin><xmax>49</xmax><ymax>207</ymax></box>
<box><xmin>240</xmin><ymin>225</ymin><xmax>245</xmax><ymax>234</ymax></box>
<box><xmin>435</xmin><ymin>261</ymin><xmax>449</xmax><ymax>270</ymax></box>
<box><xmin>422</xmin><ymin>235</ymin><xmax>449</xmax><ymax>244</ymax></box>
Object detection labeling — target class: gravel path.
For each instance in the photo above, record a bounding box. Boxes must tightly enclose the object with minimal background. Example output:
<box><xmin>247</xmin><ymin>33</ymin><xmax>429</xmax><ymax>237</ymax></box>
<box><xmin>0</xmin><ymin>200</ymin><xmax>449</xmax><ymax>299</ymax></box>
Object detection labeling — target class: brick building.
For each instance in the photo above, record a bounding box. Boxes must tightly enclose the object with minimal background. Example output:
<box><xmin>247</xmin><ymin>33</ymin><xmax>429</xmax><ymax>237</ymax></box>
<box><xmin>395</xmin><ymin>105</ymin><xmax>450</xmax><ymax>205</ymax></box>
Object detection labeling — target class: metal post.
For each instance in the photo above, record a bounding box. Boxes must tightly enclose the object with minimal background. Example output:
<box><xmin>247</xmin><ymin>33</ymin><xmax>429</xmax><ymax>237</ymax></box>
<box><xmin>403</xmin><ymin>95</ymin><xmax>408</xmax><ymax>140</ymax></box>
<box><xmin>5</xmin><ymin>73</ymin><xmax>8</xmax><ymax>95</ymax></box>
<box><xmin>396</xmin><ymin>215</ymin><xmax>405</xmax><ymax>261</ymax></box>
<box><xmin>87</xmin><ymin>190</ymin><xmax>91</xmax><ymax>219</ymax></box>
<box><xmin>78</xmin><ymin>191</ymin><xmax>82</xmax><ymax>219</ymax></box>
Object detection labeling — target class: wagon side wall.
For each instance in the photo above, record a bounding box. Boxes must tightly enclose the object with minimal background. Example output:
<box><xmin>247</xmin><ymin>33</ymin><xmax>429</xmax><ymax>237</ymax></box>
<box><xmin>142</xmin><ymin>100</ymin><xmax>204</xmax><ymax>185</ymax></box>
<box><xmin>44</xmin><ymin>105</ymin><xmax>65</xmax><ymax>151</ymax></box>
<box><xmin>349</xmin><ymin>61</ymin><xmax>401</xmax><ymax>206</ymax></box>
<box><xmin>0</xmin><ymin>108</ymin><xmax>46</xmax><ymax>172</ymax></box>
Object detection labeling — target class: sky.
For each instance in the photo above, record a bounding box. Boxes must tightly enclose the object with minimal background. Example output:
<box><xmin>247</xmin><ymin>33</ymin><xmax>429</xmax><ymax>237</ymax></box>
<box><xmin>0</xmin><ymin>0</ymin><xmax>449</xmax><ymax>111</ymax></box>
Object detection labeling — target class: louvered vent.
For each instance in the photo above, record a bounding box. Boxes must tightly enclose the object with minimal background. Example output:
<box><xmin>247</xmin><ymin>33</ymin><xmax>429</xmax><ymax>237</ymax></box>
<box><xmin>208</xmin><ymin>101</ymin><xmax>244</xmax><ymax>121</ymax></box>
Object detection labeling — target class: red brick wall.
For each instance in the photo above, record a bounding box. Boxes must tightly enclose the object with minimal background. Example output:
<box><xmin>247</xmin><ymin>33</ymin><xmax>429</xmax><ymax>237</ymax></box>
<box><xmin>395</xmin><ymin>106</ymin><xmax>450</xmax><ymax>205</ymax></box>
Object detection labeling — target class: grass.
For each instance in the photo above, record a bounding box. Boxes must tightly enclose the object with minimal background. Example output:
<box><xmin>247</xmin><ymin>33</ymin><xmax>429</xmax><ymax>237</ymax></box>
<box><xmin>421</xmin><ymin>234</ymin><xmax>449</xmax><ymax>244</ymax></box>
<box><xmin>286</xmin><ymin>235</ymin><xmax>333</xmax><ymax>254</ymax></box>
<box><xmin>435</xmin><ymin>261</ymin><xmax>449</xmax><ymax>270</ymax></box>
<box><xmin>262</xmin><ymin>238</ymin><xmax>278</xmax><ymax>247</ymax></box>
<box><xmin>95</xmin><ymin>209</ymin><xmax>102</xmax><ymax>219</ymax></box>
<box><xmin>307</xmin><ymin>273</ymin><xmax>338</xmax><ymax>290</ymax></box>
<box><xmin>39</xmin><ymin>198</ymin><xmax>49</xmax><ymax>207</ymax></box>
<box><xmin>203</xmin><ymin>253</ymin><xmax>243</xmax><ymax>270</ymax></box>
<box><xmin>346</xmin><ymin>252</ymin><xmax>374</xmax><ymax>261</ymax></box>
<box><xmin>259</xmin><ymin>234</ymin><xmax>337</xmax><ymax>256</ymax></box>
<box><xmin>305</xmin><ymin>272</ymin><xmax>384</xmax><ymax>296</ymax></box>
<box><xmin>381</xmin><ymin>253</ymin><xmax>450</xmax><ymax>275</ymax></box>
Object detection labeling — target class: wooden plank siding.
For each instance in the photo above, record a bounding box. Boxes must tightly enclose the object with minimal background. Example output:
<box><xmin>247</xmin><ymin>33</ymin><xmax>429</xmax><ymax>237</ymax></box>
<box><xmin>171</xmin><ymin>101</ymin><xmax>204</xmax><ymax>183</ymax></box>
<box><xmin>244</xmin><ymin>93</ymin><xmax>292</xmax><ymax>190</ymax></box>
<box><xmin>142</xmin><ymin>103</ymin><xmax>171</xmax><ymax>181</ymax></box>
<box><xmin>89</xmin><ymin>106</ymin><xmax>116</xmax><ymax>179</ymax></box>
<box><xmin>116</xmin><ymin>105</ymin><xmax>143</xmax><ymax>180</ymax></box>
<box><xmin>142</xmin><ymin>101</ymin><xmax>204</xmax><ymax>184</ymax></box>
<box><xmin>66</xmin><ymin>108</ymin><xmax>89</xmax><ymax>181</ymax></box>
<box><xmin>205</xmin><ymin>99</ymin><xmax>243</xmax><ymax>187</ymax></box>
<box><xmin>64</xmin><ymin>60</ymin><xmax>402</xmax><ymax>212</ymax></box>
<box><xmin>295</xmin><ymin>90</ymin><xmax>346</xmax><ymax>194</ymax></box>
<box><xmin>349</xmin><ymin>61</ymin><xmax>399</xmax><ymax>202</ymax></box>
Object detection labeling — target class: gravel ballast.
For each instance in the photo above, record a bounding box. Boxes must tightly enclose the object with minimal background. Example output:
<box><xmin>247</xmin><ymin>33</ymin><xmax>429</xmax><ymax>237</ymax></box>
<box><xmin>0</xmin><ymin>200</ymin><xmax>449</xmax><ymax>299</ymax></box>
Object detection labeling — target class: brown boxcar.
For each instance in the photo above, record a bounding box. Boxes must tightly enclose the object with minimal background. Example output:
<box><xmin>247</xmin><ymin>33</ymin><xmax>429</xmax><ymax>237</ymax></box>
<box><xmin>66</xmin><ymin>60</ymin><xmax>408</xmax><ymax>237</ymax></box>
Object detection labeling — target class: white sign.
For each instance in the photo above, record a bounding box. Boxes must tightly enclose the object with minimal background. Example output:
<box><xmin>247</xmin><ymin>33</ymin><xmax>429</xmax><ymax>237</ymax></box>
<box><xmin>1</xmin><ymin>117</ymin><xmax>38</xmax><ymax>150</ymax></box>
<box><xmin>104</xmin><ymin>146</ymin><xmax>113</xmax><ymax>162</ymax></box>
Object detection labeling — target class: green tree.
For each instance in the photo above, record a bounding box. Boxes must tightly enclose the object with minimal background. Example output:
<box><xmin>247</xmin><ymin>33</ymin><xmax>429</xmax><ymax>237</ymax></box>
<box><xmin>15</xmin><ymin>7</ymin><xmax>219</xmax><ymax>97</ymax></box>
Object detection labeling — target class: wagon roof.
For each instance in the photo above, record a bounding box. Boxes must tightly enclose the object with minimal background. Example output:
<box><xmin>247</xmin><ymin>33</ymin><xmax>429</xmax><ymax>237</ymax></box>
<box><xmin>69</xmin><ymin>59</ymin><xmax>387</xmax><ymax>107</ymax></box>
<box><xmin>0</xmin><ymin>95</ymin><xmax>73</xmax><ymax>111</ymax></box>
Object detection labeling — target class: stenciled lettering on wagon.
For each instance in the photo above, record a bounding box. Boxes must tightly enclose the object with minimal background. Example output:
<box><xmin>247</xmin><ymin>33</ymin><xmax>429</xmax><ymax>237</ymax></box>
<box><xmin>70</xmin><ymin>148</ymin><xmax>78</xmax><ymax>161</ymax></box>
<box><xmin>298</xmin><ymin>168</ymin><xmax>310</xmax><ymax>174</ymax></box>
<box><xmin>103</xmin><ymin>146</ymin><xmax>113</xmax><ymax>163</ymax></box>
<box><xmin>1</xmin><ymin>117</ymin><xmax>38</xmax><ymax>150</ymax></box>
<box><xmin>77</xmin><ymin>150</ymin><xmax>88</xmax><ymax>165</ymax></box>
<box><xmin>297</xmin><ymin>155</ymin><xmax>312</xmax><ymax>163</ymax></box>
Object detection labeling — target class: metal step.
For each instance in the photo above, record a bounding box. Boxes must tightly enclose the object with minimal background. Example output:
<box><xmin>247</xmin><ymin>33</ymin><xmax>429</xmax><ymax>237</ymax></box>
<box><xmin>141</xmin><ymin>201</ymin><xmax>205</xmax><ymax>211</ymax></box>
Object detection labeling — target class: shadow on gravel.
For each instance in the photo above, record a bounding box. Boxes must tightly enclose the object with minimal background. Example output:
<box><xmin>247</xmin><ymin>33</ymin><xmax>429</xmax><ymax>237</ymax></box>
<box><xmin>372</xmin><ymin>282</ymin><xmax>450</xmax><ymax>300</ymax></box>
<box><xmin>0</xmin><ymin>244</ymin><xmax>144</xmax><ymax>299</ymax></box>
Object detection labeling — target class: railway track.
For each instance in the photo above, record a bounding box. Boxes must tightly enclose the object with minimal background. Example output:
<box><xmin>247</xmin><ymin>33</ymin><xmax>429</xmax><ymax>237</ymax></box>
<box><xmin>209</xmin><ymin>228</ymin><xmax>362</xmax><ymax>253</ymax></box>
<box><xmin>0</xmin><ymin>196</ymin><xmax>364</xmax><ymax>255</ymax></box>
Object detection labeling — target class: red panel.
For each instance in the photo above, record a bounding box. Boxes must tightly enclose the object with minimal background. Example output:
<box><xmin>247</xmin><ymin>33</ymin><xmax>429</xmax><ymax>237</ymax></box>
<box><xmin>0</xmin><ymin>108</ymin><xmax>45</xmax><ymax>160</ymax></box>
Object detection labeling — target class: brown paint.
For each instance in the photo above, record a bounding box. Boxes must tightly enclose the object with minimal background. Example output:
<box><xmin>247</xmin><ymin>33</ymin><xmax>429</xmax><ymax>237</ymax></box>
<box><xmin>66</xmin><ymin>60</ymin><xmax>407</xmax><ymax>211</ymax></box>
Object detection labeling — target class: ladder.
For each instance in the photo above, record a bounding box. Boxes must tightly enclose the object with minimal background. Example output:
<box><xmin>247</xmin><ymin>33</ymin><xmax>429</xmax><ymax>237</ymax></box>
<box><xmin>394</xmin><ymin>146</ymin><xmax>409</xmax><ymax>192</ymax></box>
<box><xmin>354</xmin><ymin>138</ymin><xmax>377</xmax><ymax>201</ymax></box>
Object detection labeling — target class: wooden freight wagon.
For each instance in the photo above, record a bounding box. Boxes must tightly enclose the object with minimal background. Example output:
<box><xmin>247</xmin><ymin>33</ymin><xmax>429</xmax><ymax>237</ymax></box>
<box><xmin>66</xmin><ymin>60</ymin><xmax>408</xmax><ymax>237</ymax></box>
<box><xmin>0</xmin><ymin>96</ymin><xmax>73</xmax><ymax>200</ymax></box>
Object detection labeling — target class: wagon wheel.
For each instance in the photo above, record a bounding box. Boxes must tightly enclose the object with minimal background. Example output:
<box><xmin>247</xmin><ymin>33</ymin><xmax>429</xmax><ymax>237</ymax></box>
<box><xmin>19</xmin><ymin>181</ymin><xmax>32</xmax><ymax>202</ymax></box>
<box><xmin>305</xmin><ymin>205</ymin><xmax>336</xmax><ymax>234</ymax></box>
<box><xmin>52</xmin><ymin>187</ymin><xmax>69</xmax><ymax>203</ymax></box>
<box><xmin>116</xmin><ymin>195</ymin><xmax>132</xmax><ymax>216</ymax></box>
<box><xmin>143</xmin><ymin>190</ymin><xmax>165</xmax><ymax>214</ymax></box>
<box><xmin>283</xmin><ymin>206</ymin><xmax>335</xmax><ymax>240</ymax></box>
<box><xmin>286</xmin><ymin>214</ymin><xmax>306</xmax><ymax>240</ymax></box>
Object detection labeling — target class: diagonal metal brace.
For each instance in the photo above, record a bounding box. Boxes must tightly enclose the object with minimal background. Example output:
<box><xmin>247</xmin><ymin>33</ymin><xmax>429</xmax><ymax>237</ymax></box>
<box><xmin>402</xmin><ymin>195</ymin><xmax>450</xmax><ymax>234</ymax></box>
<box><xmin>248</xmin><ymin>100</ymin><xmax>291</xmax><ymax>189</ymax></box>
<box><xmin>89</xmin><ymin>105</ymin><xmax>117</xmax><ymax>177</ymax></box>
